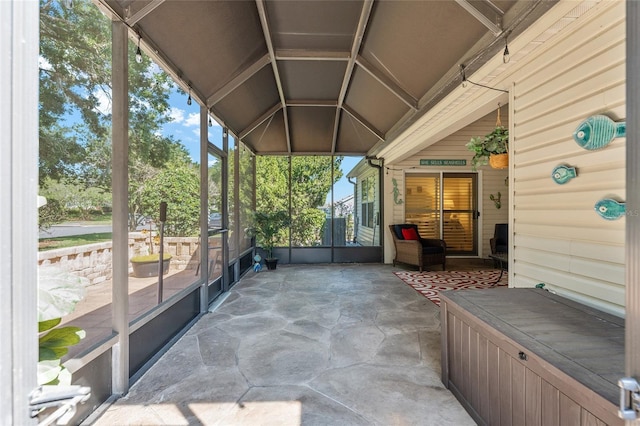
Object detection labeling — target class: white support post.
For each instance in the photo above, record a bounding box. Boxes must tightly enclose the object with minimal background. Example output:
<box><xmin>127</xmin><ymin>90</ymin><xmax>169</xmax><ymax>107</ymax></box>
<box><xmin>111</xmin><ymin>20</ymin><xmax>129</xmax><ymax>395</ymax></box>
<box><xmin>626</xmin><ymin>1</ymin><xmax>640</xmax><ymax>424</ymax></box>
<box><xmin>200</xmin><ymin>105</ymin><xmax>208</xmax><ymax>312</ymax></box>
<box><xmin>0</xmin><ymin>1</ymin><xmax>39</xmax><ymax>424</ymax></box>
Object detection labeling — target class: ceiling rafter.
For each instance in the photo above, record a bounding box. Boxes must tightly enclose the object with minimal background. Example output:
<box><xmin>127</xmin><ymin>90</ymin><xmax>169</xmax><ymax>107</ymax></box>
<box><xmin>255</xmin><ymin>0</ymin><xmax>292</xmax><ymax>154</ymax></box>
<box><xmin>286</xmin><ymin>100</ymin><xmax>337</xmax><ymax>107</ymax></box>
<box><xmin>275</xmin><ymin>50</ymin><xmax>350</xmax><ymax>61</ymax></box>
<box><xmin>454</xmin><ymin>0</ymin><xmax>503</xmax><ymax>35</ymax></box>
<box><xmin>355</xmin><ymin>55</ymin><xmax>419</xmax><ymax>111</ymax></box>
<box><xmin>331</xmin><ymin>0</ymin><xmax>375</xmax><ymax>154</ymax></box>
<box><xmin>343</xmin><ymin>104</ymin><xmax>384</xmax><ymax>141</ymax></box>
<box><xmin>206</xmin><ymin>54</ymin><xmax>271</xmax><ymax>108</ymax></box>
<box><xmin>238</xmin><ymin>103</ymin><xmax>282</xmax><ymax>139</ymax></box>
<box><xmin>125</xmin><ymin>0</ymin><xmax>166</xmax><ymax>26</ymax></box>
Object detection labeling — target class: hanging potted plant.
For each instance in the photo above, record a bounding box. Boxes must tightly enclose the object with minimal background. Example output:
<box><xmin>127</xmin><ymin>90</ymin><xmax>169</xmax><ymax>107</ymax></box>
<box><xmin>250</xmin><ymin>210</ymin><xmax>291</xmax><ymax>270</ymax></box>
<box><xmin>466</xmin><ymin>125</ymin><xmax>509</xmax><ymax>171</ymax></box>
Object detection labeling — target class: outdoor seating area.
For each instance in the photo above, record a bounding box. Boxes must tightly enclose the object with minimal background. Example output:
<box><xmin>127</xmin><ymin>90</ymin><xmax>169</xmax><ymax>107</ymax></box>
<box><xmin>3</xmin><ymin>1</ymin><xmax>636</xmax><ymax>425</ymax></box>
<box><xmin>389</xmin><ymin>224</ymin><xmax>447</xmax><ymax>272</ymax></box>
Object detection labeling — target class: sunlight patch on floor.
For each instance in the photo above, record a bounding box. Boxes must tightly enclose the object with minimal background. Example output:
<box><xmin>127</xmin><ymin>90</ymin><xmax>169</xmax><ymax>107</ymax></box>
<box><xmin>190</xmin><ymin>400</ymin><xmax>302</xmax><ymax>426</ymax></box>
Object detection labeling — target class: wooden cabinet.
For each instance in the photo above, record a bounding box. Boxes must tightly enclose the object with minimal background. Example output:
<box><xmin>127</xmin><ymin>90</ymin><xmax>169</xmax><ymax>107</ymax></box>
<box><xmin>440</xmin><ymin>289</ymin><xmax>623</xmax><ymax>426</ymax></box>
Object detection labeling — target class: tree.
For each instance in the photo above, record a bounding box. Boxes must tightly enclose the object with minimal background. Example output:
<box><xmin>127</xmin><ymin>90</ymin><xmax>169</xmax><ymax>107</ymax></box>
<box><xmin>139</xmin><ymin>163</ymin><xmax>200</xmax><ymax>237</ymax></box>
<box><xmin>39</xmin><ymin>0</ymin><xmax>195</xmax><ymax>232</ymax></box>
<box><xmin>40</xmin><ymin>177</ymin><xmax>111</xmax><ymax>220</ymax></box>
<box><xmin>39</xmin><ymin>0</ymin><xmax>111</xmax><ymax>184</ymax></box>
<box><xmin>255</xmin><ymin>156</ymin><xmax>343</xmax><ymax>247</ymax></box>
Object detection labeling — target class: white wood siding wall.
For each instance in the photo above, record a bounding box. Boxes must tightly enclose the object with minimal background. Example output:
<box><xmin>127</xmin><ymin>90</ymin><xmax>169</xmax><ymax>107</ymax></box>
<box><xmin>389</xmin><ymin>110</ymin><xmax>509</xmax><ymax>257</ymax></box>
<box><xmin>510</xmin><ymin>1</ymin><xmax>625</xmax><ymax>316</ymax></box>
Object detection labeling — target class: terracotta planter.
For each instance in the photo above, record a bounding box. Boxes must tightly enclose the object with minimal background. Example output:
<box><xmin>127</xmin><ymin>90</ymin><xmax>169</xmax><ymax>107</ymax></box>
<box><xmin>131</xmin><ymin>255</ymin><xmax>171</xmax><ymax>278</ymax></box>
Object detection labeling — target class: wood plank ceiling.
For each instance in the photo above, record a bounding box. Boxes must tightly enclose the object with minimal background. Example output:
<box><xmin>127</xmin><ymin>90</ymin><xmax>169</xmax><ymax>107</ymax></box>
<box><xmin>97</xmin><ymin>0</ymin><xmax>556</xmax><ymax>156</ymax></box>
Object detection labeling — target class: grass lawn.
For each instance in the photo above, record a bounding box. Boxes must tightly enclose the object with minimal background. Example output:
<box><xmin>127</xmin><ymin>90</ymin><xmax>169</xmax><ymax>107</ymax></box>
<box><xmin>64</xmin><ymin>211</ymin><xmax>113</xmax><ymax>225</ymax></box>
<box><xmin>39</xmin><ymin>233</ymin><xmax>113</xmax><ymax>251</ymax></box>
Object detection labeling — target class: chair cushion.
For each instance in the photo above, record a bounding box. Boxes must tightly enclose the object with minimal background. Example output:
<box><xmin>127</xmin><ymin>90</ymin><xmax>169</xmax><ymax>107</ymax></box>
<box><xmin>422</xmin><ymin>246</ymin><xmax>444</xmax><ymax>254</ymax></box>
<box><xmin>401</xmin><ymin>227</ymin><xmax>419</xmax><ymax>240</ymax></box>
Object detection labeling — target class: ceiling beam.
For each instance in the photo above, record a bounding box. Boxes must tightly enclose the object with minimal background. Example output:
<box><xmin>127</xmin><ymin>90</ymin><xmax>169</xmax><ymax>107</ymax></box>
<box><xmin>332</xmin><ymin>0</ymin><xmax>375</xmax><ymax>154</ymax></box>
<box><xmin>255</xmin><ymin>0</ymin><xmax>292</xmax><ymax>154</ymax></box>
<box><xmin>454</xmin><ymin>0</ymin><xmax>503</xmax><ymax>35</ymax></box>
<box><xmin>286</xmin><ymin>100</ymin><xmax>337</xmax><ymax>107</ymax></box>
<box><xmin>275</xmin><ymin>50</ymin><xmax>350</xmax><ymax>61</ymax></box>
<box><xmin>355</xmin><ymin>55</ymin><xmax>418</xmax><ymax>111</ymax></box>
<box><xmin>125</xmin><ymin>0</ymin><xmax>166</xmax><ymax>26</ymax></box>
<box><xmin>238</xmin><ymin>103</ymin><xmax>282</xmax><ymax>139</ymax></box>
<box><xmin>343</xmin><ymin>104</ymin><xmax>384</xmax><ymax>141</ymax></box>
<box><xmin>206</xmin><ymin>54</ymin><xmax>271</xmax><ymax>107</ymax></box>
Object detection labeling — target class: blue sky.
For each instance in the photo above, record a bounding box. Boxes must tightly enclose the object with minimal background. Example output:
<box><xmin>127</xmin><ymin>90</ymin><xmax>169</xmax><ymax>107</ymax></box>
<box><xmin>162</xmin><ymin>88</ymin><xmax>363</xmax><ymax>203</ymax></box>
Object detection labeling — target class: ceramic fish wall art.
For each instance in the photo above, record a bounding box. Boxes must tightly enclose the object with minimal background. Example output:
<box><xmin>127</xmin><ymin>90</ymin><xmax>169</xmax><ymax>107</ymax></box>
<box><xmin>594</xmin><ymin>198</ymin><xmax>626</xmax><ymax>220</ymax></box>
<box><xmin>551</xmin><ymin>165</ymin><xmax>577</xmax><ymax>184</ymax></box>
<box><xmin>573</xmin><ymin>115</ymin><xmax>626</xmax><ymax>150</ymax></box>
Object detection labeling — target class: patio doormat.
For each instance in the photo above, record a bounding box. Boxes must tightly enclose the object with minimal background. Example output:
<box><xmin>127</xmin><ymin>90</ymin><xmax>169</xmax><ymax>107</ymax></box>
<box><xmin>394</xmin><ymin>270</ymin><xmax>507</xmax><ymax>306</ymax></box>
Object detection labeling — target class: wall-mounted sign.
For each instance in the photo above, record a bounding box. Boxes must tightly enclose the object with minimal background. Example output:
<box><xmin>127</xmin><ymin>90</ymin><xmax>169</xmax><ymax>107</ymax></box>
<box><xmin>420</xmin><ymin>159</ymin><xmax>467</xmax><ymax>166</ymax></box>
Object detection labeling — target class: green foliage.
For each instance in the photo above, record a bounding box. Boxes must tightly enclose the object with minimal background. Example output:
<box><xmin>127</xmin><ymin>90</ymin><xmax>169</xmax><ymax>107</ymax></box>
<box><xmin>40</xmin><ymin>177</ymin><xmax>111</xmax><ymax>220</ymax></box>
<box><xmin>38</xmin><ymin>198</ymin><xmax>66</xmax><ymax>231</ymax></box>
<box><xmin>39</xmin><ymin>0</ymin><xmax>191</xmax><ymax>230</ymax></box>
<box><xmin>139</xmin><ymin>164</ymin><xmax>200</xmax><ymax>236</ymax></box>
<box><xmin>465</xmin><ymin>126</ymin><xmax>509</xmax><ymax>171</ymax></box>
<box><xmin>256</xmin><ymin>156</ymin><xmax>343</xmax><ymax>247</ymax></box>
<box><xmin>39</xmin><ymin>232</ymin><xmax>112</xmax><ymax>252</ymax></box>
<box><xmin>251</xmin><ymin>210</ymin><xmax>291</xmax><ymax>258</ymax></box>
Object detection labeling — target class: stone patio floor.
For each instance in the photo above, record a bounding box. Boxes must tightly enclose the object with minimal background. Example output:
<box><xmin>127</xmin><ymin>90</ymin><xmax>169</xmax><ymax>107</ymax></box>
<box><xmin>89</xmin><ymin>263</ymin><xmax>484</xmax><ymax>425</ymax></box>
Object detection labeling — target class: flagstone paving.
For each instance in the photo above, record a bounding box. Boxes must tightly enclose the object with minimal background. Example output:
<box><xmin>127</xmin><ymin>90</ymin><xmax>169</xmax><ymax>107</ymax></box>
<box><xmin>91</xmin><ymin>263</ymin><xmax>482</xmax><ymax>425</ymax></box>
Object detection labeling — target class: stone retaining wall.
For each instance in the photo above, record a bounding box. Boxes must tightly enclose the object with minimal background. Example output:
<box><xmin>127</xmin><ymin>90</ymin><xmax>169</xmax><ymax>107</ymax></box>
<box><xmin>38</xmin><ymin>234</ymin><xmax>201</xmax><ymax>285</ymax></box>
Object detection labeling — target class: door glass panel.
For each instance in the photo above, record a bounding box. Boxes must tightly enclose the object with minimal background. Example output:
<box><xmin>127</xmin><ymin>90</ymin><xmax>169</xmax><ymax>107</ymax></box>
<box><xmin>405</xmin><ymin>172</ymin><xmax>478</xmax><ymax>255</ymax></box>
<box><xmin>443</xmin><ymin>174</ymin><xmax>477</xmax><ymax>254</ymax></box>
<box><xmin>207</xmin><ymin>149</ymin><xmax>223</xmax><ymax>284</ymax></box>
<box><xmin>405</xmin><ymin>174</ymin><xmax>441</xmax><ymax>239</ymax></box>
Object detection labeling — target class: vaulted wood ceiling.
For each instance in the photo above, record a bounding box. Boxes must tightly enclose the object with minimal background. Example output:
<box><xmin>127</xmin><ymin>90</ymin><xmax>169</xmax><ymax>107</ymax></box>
<box><xmin>96</xmin><ymin>0</ymin><xmax>556</xmax><ymax>155</ymax></box>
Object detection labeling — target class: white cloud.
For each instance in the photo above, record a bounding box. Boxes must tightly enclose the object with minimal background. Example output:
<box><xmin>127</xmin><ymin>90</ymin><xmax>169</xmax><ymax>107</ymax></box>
<box><xmin>169</xmin><ymin>107</ymin><xmax>185</xmax><ymax>123</ymax></box>
<box><xmin>184</xmin><ymin>112</ymin><xmax>200</xmax><ymax>127</ymax></box>
<box><xmin>192</xmin><ymin>129</ymin><xmax>200</xmax><ymax>137</ymax></box>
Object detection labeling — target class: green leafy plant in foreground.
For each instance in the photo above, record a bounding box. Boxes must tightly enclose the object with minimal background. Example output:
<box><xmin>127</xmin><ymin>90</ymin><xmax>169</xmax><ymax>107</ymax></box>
<box><xmin>38</xmin><ymin>267</ymin><xmax>87</xmax><ymax>385</ymax></box>
<box><xmin>250</xmin><ymin>210</ymin><xmax>291</xmax><ymax>259</ymax></box>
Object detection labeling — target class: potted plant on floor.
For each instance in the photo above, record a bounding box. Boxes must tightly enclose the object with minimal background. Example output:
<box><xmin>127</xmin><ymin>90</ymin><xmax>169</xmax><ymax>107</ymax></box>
<box><xmin>250</xmin><ymin>210</ymin><xmax>291</xmax><ymax>270</ymax></box>
<box><xmin>466</xmin><ymin>125</ymin><xmax>509</xmax><ymax>171</ymax></box>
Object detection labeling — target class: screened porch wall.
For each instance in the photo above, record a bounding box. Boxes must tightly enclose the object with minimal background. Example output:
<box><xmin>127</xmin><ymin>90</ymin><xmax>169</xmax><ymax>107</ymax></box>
<box><xmin>509</xmin><ymin>0</ymin><xmax>625</xmax><ymax>316</ymax></box>
<box><xmin>388</xmin><ymin>109</ymin><xmax>509</xmax><ymax>258</ymax></box>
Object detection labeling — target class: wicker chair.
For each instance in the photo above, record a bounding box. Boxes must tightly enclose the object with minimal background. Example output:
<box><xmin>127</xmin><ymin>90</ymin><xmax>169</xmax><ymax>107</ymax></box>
<box><xmin>490</xmin><ymin>223</ymin><xmax>508</xmax><ymax>255</ymax></box>
<box><xmin>389</xmin><ymin>224</ymin><xmax>446</xmax><ymax>272</ymax></box>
